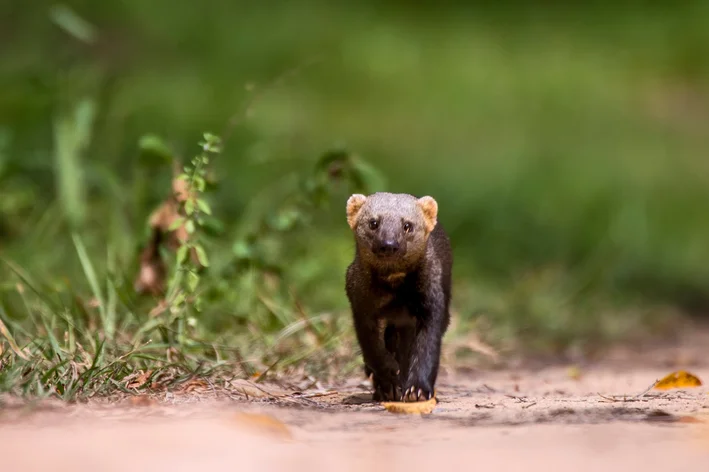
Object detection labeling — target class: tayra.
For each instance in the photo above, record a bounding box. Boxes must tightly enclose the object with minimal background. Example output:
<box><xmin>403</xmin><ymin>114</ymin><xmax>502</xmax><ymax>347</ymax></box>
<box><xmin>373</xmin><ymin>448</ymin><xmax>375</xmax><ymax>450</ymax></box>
<box><xmin>345</xmin><ymin>192</ymin><xmax>452</xmax><ymax>402</ymax></box>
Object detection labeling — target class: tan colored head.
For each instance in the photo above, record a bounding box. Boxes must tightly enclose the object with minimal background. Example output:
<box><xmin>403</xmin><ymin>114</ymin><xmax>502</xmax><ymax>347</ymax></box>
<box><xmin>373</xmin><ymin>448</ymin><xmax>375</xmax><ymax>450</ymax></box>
<box><xmin>346</xmin><ymin>192</ymin><xmax>438</xmax><ymax>267</ymax></box>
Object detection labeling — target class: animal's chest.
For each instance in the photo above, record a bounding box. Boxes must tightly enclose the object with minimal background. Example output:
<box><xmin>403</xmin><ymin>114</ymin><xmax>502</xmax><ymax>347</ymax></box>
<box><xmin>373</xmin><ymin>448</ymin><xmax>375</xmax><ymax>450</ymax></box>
<box><xmin>372</xmin><ymin>278</ymin><xmax>421</xmax><ymax>327</ymax></box>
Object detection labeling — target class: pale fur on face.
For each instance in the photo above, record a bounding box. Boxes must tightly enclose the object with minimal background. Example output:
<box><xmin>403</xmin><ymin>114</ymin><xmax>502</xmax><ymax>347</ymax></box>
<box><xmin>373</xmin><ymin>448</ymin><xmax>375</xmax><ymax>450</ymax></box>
<box><xmin>347</xmin><ymin>193</ymin><xmax>438</xmax><ymax>231</ymax></box>
<box><xmin>346</xmin><ymin>192</ymin><xmax>439</xmax><ymax>268</ymax></box>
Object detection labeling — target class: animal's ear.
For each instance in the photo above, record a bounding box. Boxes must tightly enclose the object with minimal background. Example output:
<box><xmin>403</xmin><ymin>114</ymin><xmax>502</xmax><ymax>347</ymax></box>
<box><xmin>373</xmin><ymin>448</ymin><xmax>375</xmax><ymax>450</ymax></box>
<box><xmin>417</xmin><ymin>196</ymin><xmax>438</xmax><ymax>234</ymax></box>
<box><xmin>346</xmin><ymin>194</ymin><xmax>367</xmax><ymax>229</ymax></box>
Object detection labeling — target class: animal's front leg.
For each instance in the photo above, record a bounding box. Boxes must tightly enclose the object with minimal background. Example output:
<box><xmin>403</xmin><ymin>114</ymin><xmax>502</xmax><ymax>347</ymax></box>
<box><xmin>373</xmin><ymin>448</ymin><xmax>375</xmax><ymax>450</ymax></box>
<box><xmin>402</xmin><ymin>323</ymin><xmax>442</xmax><ymax>401</ymax></box>
<box><xmin>402</xmin><ymin>298</ymin><xmax>448</xmax><ymax>402</ymax></box>
<box><xmin>394</xmin><ymin>325</ymin><xmax>415</xmax><ymax>387</ymax></box>
<box><xmin>353</xmin><ymin>316</ymin><xmax>400</xmax><ymax>401</ymax></box>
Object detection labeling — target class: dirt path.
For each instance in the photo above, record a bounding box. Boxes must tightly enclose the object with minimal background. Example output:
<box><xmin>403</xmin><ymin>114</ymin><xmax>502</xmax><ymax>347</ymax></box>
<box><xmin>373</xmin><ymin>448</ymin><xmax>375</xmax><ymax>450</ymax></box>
<box><xmin>1</xmin><ymin>363</ymin><xmax>708</xmax><ymax>471</ymax></box>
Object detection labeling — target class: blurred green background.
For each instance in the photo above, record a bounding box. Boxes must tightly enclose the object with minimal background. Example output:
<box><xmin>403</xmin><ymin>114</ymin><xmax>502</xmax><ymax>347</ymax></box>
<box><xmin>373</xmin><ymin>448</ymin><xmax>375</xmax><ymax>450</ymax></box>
<box><xmin>2</xmin><ymin>1</ymin><xmax>709</xmax><ymax>365</ymax></box>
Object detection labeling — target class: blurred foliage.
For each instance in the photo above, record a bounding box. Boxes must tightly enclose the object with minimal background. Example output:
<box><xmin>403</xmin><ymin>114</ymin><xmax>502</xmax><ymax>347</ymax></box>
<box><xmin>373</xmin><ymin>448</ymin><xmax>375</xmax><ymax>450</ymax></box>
<box><xmin>2</xmin><ymin>0</ymin><xmax>709</xmax><ymax>382</ymax></box>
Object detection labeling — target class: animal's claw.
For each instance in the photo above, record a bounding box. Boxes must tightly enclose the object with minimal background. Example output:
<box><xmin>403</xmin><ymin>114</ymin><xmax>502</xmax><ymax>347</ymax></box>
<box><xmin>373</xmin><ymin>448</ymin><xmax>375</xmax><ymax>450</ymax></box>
<box><xmin>401</xmin><ymin>383</ymin><xmax>433</xmax><ymax>403</ymax></box>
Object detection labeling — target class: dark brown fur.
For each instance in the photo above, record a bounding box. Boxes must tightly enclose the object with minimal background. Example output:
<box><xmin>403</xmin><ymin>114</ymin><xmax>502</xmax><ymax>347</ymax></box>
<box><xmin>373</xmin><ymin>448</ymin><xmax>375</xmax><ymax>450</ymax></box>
<box><xmin>345</xmin><ymin>192</ymin><xmax>452</xmax><ymax>402</ymax></box>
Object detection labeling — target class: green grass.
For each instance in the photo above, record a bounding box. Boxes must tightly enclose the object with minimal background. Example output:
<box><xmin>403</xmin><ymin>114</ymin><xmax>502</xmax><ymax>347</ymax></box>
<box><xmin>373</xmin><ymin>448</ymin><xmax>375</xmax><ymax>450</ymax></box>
<box><xmin>1</xmin><ymin>2</ymin><xmax>709</xmax><ymax>398</ymax></box>
<box><xmin>0</xmin><ymin>138</ymin><xmax>377</xmax><ymax>399</ymax></box>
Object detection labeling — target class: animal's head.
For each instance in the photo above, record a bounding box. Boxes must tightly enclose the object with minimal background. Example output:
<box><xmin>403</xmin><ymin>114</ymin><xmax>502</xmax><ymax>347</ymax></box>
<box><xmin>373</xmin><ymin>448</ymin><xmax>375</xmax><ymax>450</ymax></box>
<box><xmin>346</xmin><ymin>192</ymin><xmax>438</xmax><ymax>267</ymax></box>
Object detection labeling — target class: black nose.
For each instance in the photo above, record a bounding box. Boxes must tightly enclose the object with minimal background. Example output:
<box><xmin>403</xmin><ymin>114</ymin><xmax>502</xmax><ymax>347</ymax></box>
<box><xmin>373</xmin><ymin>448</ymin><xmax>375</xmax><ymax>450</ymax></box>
<box><xmin>375</xmin><ymin>240</ymin><xmax>400</xmax><ymax>256</ymax></box>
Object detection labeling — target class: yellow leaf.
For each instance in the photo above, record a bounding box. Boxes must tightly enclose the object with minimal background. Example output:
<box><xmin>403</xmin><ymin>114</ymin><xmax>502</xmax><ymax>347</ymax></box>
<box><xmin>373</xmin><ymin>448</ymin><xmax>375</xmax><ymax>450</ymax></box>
<box><xmin>653</xmin><ymin>370</ymin><xmax>703</xmax><ymax>390</ymax></box>
<box><xmin>678</xmin><ymin>416</ymin><xmax>705</xmax><ymax>424</ymax></box>
<box><xmin>382</xmin><ymin>395</ymin><xmax>438</xmax><ymax>415</ymax></box>
<box><xmin>230</xmin><ymin>413</ymin><xmax>292</xmax><ymax>439</ymax></box>
<box><xmin>567</xmin><ymin>365</ymin><xmax>582</xmax><ymax>381</ymax></box>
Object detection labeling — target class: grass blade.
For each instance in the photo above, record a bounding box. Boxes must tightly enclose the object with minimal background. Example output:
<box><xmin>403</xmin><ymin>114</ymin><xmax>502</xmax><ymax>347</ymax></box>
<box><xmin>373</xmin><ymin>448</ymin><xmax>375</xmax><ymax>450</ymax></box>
<box><xmin>72</xmin><ymin>233</ymin><xmax>112</xmax><ymax>340</ymax></box>
<box><xmin>53</xmin><ymin>98</ymin><xmax>95</xmax><ymax>228</ymax></box>
<box><xmin>0</xmin><ymin>315</ymin><xmax>28</xmax><ymax>360</ymax></box>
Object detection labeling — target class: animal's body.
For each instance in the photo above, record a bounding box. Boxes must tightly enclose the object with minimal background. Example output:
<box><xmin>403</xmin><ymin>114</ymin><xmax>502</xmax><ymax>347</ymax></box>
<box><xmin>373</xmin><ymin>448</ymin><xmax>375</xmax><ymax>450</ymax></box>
<box><xmin>344</xmin><ymin>192</ymin><xmax>452</xmax><ymax>402</ymax></box>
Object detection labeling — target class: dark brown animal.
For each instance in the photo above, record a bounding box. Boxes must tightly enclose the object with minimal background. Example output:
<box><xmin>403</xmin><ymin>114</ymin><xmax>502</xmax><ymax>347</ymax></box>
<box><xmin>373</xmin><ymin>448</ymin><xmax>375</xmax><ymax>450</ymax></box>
<box><xmin>345</xmin><ymin>192</ymin><xmax>452</xmax><ymax>402</ymax></box>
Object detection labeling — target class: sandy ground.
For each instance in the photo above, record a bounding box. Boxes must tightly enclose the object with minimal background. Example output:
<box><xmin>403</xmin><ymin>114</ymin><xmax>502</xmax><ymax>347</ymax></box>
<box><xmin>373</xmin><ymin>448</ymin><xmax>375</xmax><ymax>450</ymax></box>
<box><xmin>1</xmin><ymin>360</ymin><xmax>708</xmax><ymax>472</ymax></box>
<box><xmin>1</xmin><ymin>323</ymin><xmax>708</xmax><ymax>470</ymax></box>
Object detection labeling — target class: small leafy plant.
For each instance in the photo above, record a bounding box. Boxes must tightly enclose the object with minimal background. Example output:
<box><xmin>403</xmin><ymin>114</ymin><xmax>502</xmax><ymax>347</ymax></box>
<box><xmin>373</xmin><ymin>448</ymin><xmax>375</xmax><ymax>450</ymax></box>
<box><xmin>167</xmin><ymin>134</ymin><xmax>220</xmax><ymax>307</ymax></box>
<box><xmin>153</xmin><ymin>133</ymin><xmax>222</xmax><ymax>347</ymax></box>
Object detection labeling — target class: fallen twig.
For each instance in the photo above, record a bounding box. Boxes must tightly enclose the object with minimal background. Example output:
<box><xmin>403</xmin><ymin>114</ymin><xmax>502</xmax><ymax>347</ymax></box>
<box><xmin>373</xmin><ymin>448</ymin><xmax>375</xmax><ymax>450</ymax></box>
<box><xmin>635</xmin><ymin>379</ymin><xmax>659</xmax><ymax>399</ymax></box>
<box><xmin>298</xmin><ymin>391</ymin><xmax>338</xmax><ymax>399</ymax></box>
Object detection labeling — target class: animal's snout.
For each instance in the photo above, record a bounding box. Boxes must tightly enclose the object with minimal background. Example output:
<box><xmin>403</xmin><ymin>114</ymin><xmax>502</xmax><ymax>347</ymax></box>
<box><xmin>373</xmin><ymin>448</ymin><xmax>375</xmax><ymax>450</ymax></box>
<box><xmin>374</xmin><ymin>239</ymin><xmax>400</xmax><ymax>256</ymax></box>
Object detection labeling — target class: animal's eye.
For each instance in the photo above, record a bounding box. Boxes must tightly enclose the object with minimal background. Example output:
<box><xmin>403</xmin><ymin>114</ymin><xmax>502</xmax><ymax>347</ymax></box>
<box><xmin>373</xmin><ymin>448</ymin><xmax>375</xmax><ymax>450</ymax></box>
<box><xmin>369</xmin><ymin>219</ymin><xmax>379</xmax><ymax>230</ymax></box>
<box><xmin>403</xmin><ymin>222</ymin><xmax>413</xmax><ymax>233</ymax></box>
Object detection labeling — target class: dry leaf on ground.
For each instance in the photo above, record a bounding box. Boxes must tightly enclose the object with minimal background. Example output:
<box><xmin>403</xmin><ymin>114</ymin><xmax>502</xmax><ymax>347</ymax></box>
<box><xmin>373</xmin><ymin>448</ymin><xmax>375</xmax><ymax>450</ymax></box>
<box><xmin>177</xmin><ymin>378</ymin><xmax>210</xmax><ymax>393</ymax></box>
<box><xmin>229</xmin><ymin>412</ymin><xmax>293</xmax><ymax>439</ymax></box>
<box><xmin>125</xmin><ymin>370</ymin><xmax>153</xmax><ymax>389</ymax></box>
<box><xmin>127</xmin><ymin>395</ymin><xmax>156</xmax><ymax>407</ymax></box>
<box><xmin>678</xmin><ymin>416</ymin><xmax>705</xmax><ymax>424</ymax></box>
<box><xmin>382</xmin><ymin>395</ymin><xmax>438</xmax><ymax>415</ymax></box>
<box><xmin>653</xmin><ymin>370</ymin><xmax>703</xmax><ymax>390</ymax></box>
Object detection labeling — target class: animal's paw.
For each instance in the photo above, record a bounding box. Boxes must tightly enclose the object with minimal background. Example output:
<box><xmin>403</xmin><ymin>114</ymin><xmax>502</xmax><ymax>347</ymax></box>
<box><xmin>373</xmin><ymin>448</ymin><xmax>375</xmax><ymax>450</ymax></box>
<box><xmin>363</xmin><ymin>364</ymin><xmax>373</xmax><ymax>378</ymax></box>
<box><xmin>371</xmin><ymin>358</ymin><xmax>401</xmax><ymax>402</ymax></box>
<box><xmin>373</xmin><ymin>377</ymin><xmax>402</xmax><ymax>402</ymax></box>
<box><xmin>402</xmin><ymin>380</ymin><xmax>434</xmax><ymax>402</ymax></box>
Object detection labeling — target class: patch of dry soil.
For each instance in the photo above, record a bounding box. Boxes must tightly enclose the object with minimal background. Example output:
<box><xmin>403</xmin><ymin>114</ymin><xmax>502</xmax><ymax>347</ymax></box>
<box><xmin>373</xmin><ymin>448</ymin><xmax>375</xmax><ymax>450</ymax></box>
<box><xmin>1</xmin><ymin>364</ymin><xmax>708</xmax><ymax>471</ymax></box>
